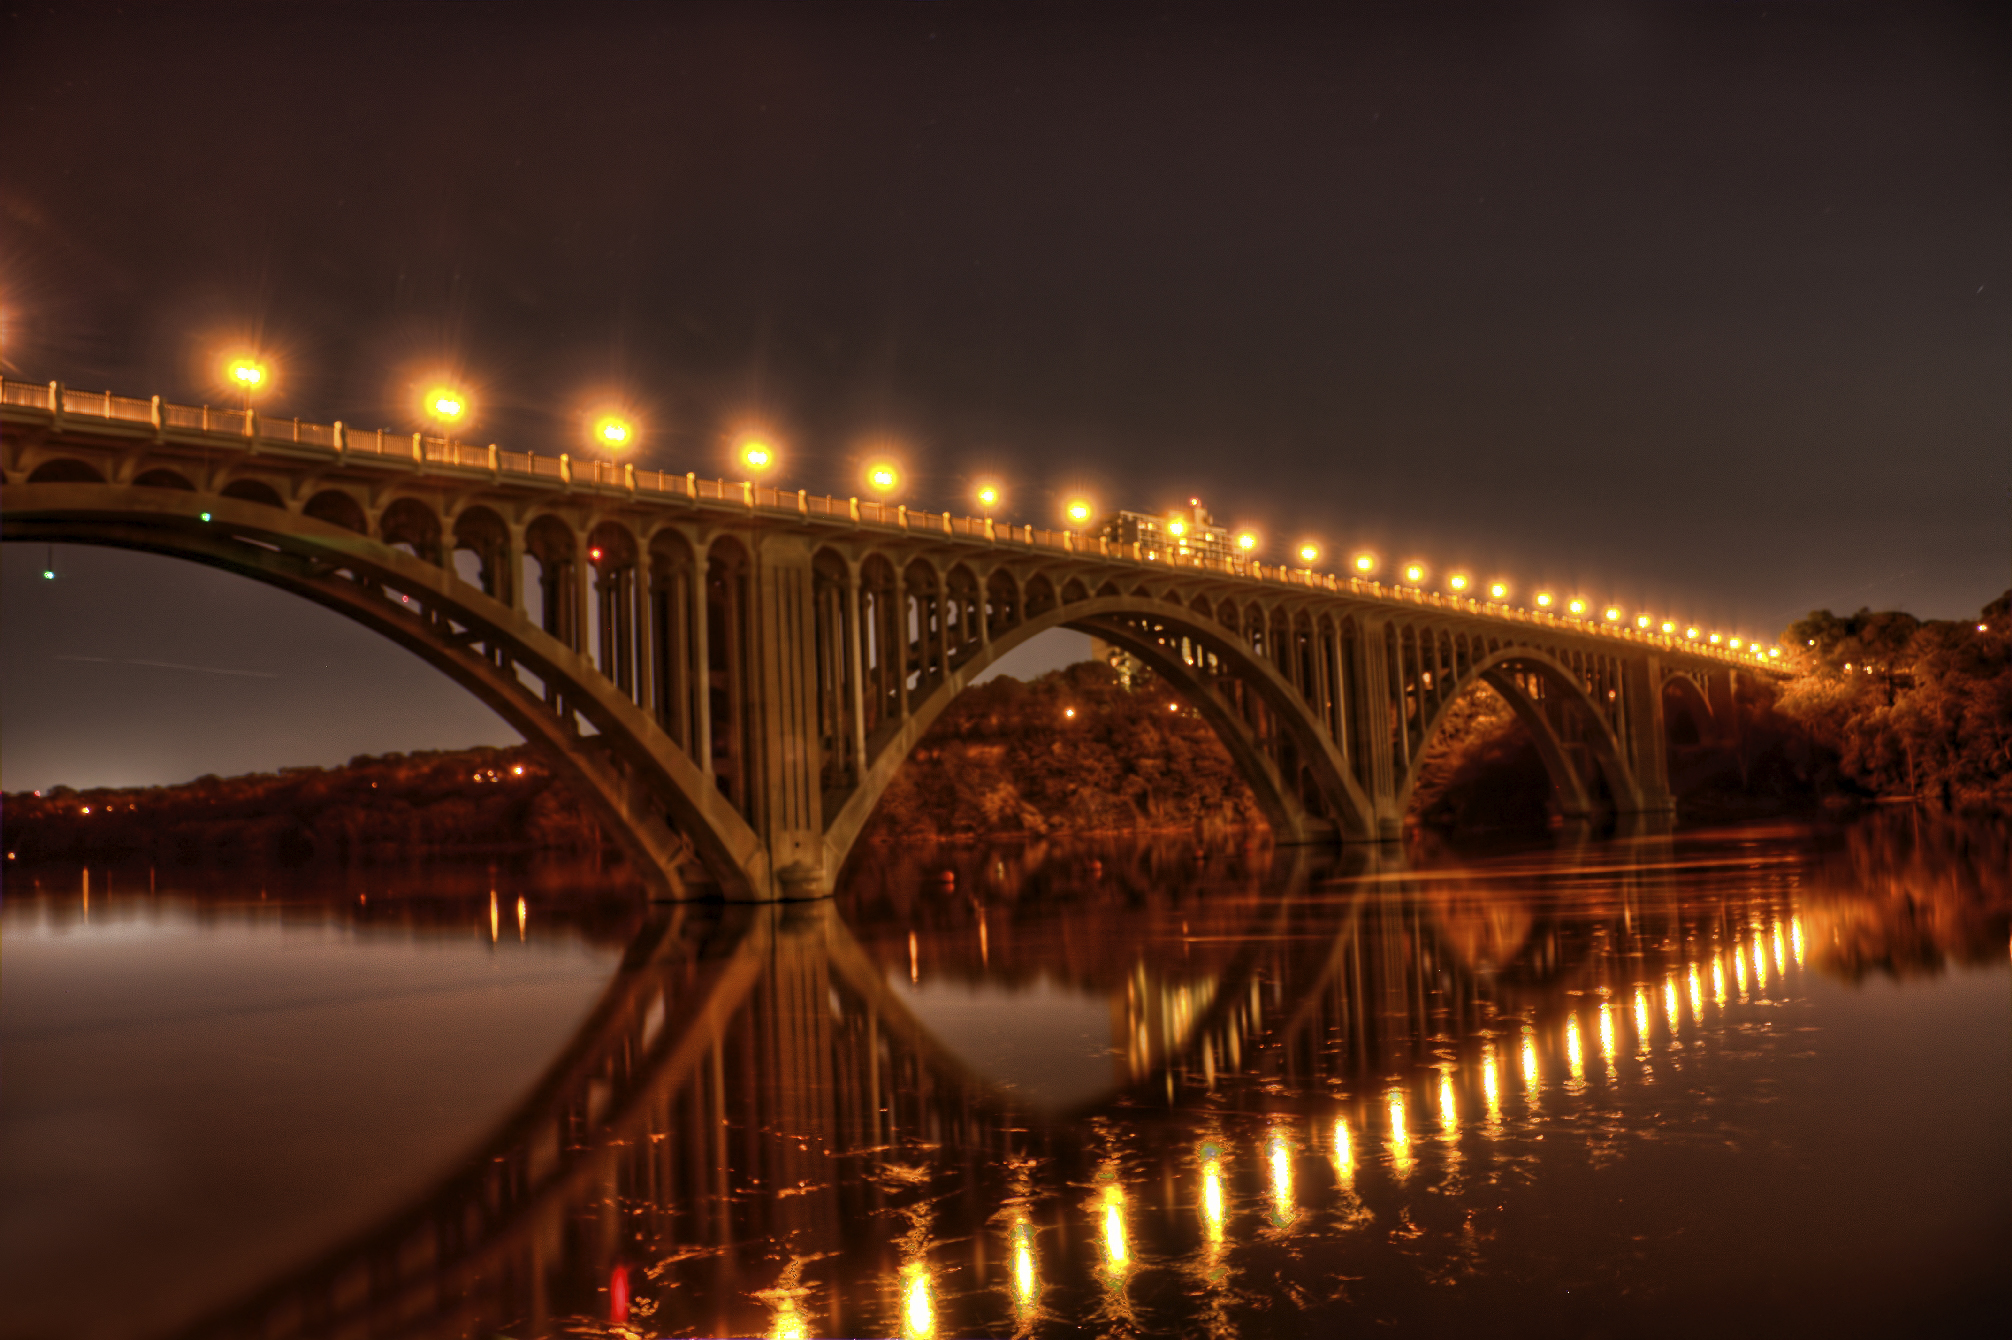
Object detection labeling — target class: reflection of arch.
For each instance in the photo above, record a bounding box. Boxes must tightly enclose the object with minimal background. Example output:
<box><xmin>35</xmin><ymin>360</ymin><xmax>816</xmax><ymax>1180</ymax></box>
<box><xmin>5</xmin><ymin>484</ymin><xmax>762</xmax><ymax>899</ymax></box>
<box><xmin>220</xmin><ymin>478</ymin><xmax>284</xmax><ymax>509</ymax></box>
<box><xmin>1397</xmin><ymin>645</ymin><xmax>1641</xmax><ymax>818</ymax></box>
<box><xmin>822</xmin><ymin>594</ymin><xmax>1381</xmax><ymax>876</ymax></box>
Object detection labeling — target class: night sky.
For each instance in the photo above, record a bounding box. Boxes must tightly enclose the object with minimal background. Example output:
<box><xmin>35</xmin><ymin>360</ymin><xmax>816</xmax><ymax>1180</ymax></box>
<box><xmin>3</xmin><ymin>1</ymin><xmax>2007</xmax><ymax>791</ymax></box>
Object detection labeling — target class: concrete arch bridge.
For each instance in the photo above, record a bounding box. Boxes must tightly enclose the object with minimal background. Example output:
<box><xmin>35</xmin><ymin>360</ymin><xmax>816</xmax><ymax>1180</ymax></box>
<box><xmin>3</xmin><ymin>379</ymin><xmax>1774</xmax><ymax>898</ymax></box>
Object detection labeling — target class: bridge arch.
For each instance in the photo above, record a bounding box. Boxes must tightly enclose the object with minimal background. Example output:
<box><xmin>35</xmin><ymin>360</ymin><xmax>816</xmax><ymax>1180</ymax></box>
<box><xmin>821</xmin><ymin>592</ymin><xmax>1379</xmax><ymax>877</ymax></box>
<box><xmin>221</xmin><ymin>477</ymin><xmax>285</xmax><ymax>510</ymax></box>
<box><xmin>1662</xmin><ymin>670</ymin><xmax>1717</xmax><ymax>747</ymax></box>
<box><xmin>1395</xmin><ymin>643</ymin><xmax>1643</xmax><ymax>820</ymax></box>
<box><xmin>5</xmin><ymin>482</ymin><xmax>764</xmax><ymax>898</ymax></box>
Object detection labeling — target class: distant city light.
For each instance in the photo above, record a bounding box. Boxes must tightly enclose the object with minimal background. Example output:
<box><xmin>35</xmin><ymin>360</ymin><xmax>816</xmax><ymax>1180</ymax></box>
<box><xmin>867</xmin><ymin>463</ymin><xmax>900</xmax><ymax>493</ymax></box>
<box><xmin>1168</xmin><ymin>520</ymin><xmax>1185</xmax><ymax>536</ymax></box>
<box><xmin>42</xmin><ymin>567</ymin><xmax>54</xmax><ymax>580</ymax></box>
<box><xmin>1064</xmin><ymin>707</ymin><xmax>1076</xmax><ymax>719</ymax></box>
<box><xmin>1769</xmin><ymin>648</ymin><xmax>1781</xmax><ymax>658</ymax></box>
<box><xmin>199</xmin><ymin>511</ymin><xmax>212</xmax><ymax>522</ymax></box>
<box><xmin>740</xmin><ymin>440</ymin><xmax>774</xmax><ymax>472</ymax></box>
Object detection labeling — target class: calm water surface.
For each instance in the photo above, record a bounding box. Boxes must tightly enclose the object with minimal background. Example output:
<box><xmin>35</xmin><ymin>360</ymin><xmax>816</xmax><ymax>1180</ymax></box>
<box><xmin>1</xmin><ymin>816</ymin><xmax>2006</xmax><ymax>1339</ymax></box>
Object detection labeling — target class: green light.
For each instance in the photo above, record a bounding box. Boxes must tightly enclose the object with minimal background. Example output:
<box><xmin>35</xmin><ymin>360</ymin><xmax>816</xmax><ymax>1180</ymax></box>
<box><xmin>43</xmin><ymin>569</ymin><xmax>55</xmax><ymax>580</ymax></box>
<box><xmin>199</xmin><ymin>511</ymin><xmax>212</xmax><ymax>522</ymax></box>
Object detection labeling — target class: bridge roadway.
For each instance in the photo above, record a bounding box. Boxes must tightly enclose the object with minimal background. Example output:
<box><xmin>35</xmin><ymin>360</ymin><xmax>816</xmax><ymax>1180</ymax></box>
<box><xmin>2</xmin><ymin>378</ymin><xmax>1778</xmax><ymax>899</ymax></box>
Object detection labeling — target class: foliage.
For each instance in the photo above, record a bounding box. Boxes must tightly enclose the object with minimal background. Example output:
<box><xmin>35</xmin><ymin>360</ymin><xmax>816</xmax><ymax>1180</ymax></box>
<box><xmin>2</xmin><ymin>746</ymin><xmax>604</xmax><ymax>865</ymax></box>
<box><xmin>861</xmin><ymin>660</ymin><xmax>1264</xmax><ymax>842</ymax></box>
<box><xmin>1776</xmin><ymin>589</ymin><xmax>2012</xmax><ymax>805</ymax></box>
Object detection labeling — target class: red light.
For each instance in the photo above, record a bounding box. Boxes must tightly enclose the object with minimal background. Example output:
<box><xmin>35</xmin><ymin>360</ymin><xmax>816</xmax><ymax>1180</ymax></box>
<box><xmin>589</xmin><ymin>547</ymin><xmax>603</xmax><ymax>562</ymax></box>
<box><xmin>609</xmin><ymin>1264</ymin><xmax>630</xmax><ymax>1323</ymax></box>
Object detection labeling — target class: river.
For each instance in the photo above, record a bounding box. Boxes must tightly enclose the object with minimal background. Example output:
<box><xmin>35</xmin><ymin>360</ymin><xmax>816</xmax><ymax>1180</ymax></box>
<box><xmin>1</xmin><ymin>813</ymin><xmax>2006</xmax><ymax>1339</ymax></box>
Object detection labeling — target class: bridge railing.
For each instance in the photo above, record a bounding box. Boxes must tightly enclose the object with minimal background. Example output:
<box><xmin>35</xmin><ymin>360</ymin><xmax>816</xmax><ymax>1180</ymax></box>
<box><xmin>3</xmin><ymin>376</ymin><xmax>1769</xmax><ymax>666</ymax></box>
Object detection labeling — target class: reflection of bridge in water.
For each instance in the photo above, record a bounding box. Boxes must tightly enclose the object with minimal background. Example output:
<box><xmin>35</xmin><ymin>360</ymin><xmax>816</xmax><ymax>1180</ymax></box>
<box><xmin>6</xmin><ymin>379</ymin><xmax>1783</xmax><ymax>900</ymax></box>
<box><xmin>179</xmin><ymin>836</ymin><xmax>1860</xmax><ymax>1340</ymax></box>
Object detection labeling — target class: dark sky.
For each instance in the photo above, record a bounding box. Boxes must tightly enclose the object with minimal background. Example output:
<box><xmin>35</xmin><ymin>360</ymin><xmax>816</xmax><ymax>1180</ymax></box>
<box><xmin>3</xmin><ymin>1</ymin><xmax>2007</xmax><ymax>791</ymax></box>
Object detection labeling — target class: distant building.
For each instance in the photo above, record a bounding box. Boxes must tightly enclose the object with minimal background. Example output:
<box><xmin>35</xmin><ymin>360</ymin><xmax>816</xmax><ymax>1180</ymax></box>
<box><xmin>1099</xmin><ymin>497</ymin><xmax>1237</xmax><ymax>567</ymax></box>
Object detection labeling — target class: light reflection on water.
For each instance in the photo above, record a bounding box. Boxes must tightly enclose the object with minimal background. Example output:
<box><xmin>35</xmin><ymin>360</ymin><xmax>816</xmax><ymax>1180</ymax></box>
<box><xmin>8</xmin><ymin>814</ymin><xmax>2012</xmax><ymax>1338</ymax></box>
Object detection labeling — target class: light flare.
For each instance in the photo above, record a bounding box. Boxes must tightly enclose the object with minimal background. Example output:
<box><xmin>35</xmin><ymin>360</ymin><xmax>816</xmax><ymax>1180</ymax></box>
<box><xmin>1387</xmin><ymin>1089</ymin><xmax>1414</xmax><ymax>1176</ymax></box>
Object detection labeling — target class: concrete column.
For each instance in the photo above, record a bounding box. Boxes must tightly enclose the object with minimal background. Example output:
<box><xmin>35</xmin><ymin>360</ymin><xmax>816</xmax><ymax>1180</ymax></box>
<box><xmin>573</xmin><ymin>527</ymin><xmax>594</xmax><ymax>656</ymax></box>
<box><xmin>751</xmin><ymin>531</ymin><xmax>826</xmax><ymax>898</ymax></box>
<box><xmin>635</xmin><ymin>556</ymin><xmax>656</xmax><ymax>715</ymax></box>
<box><xmin>1353</xmin><ymin>616</ymin><xmax>1401</xmax><ymax>838</ymax></box>
<box><xmin>1621</xmin><ymin>654</ymin><xmax>1674</xmax><ymax>813</ymax></box>
<box><xmin>692</xmin><ymin>549</ymin><xmax>713</xmax><ymax>780</ymax></box>
<box><xmin>845</xmin><ymin>569</ymin><xmax>868</xmax><ymax>786</ymax></box>
<box><xmin>1328</xmin><ymin>625</ymin><xmax>1350</xmax><ymax>761</ymax></box>
<box><xmin>505</xmin><ymin>523</ymin><xmax>529</xmax><ymax>618</ymax></box>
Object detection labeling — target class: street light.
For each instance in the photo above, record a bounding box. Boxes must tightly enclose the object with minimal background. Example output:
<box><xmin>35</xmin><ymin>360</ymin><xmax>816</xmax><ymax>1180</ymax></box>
<box><xmin>1489</xmin><ymin>583</ymin><xmax>1508</xmax><ymax>600</ymax></box>
<box><xmin>740</xmin><ymin>439</ymin><xmax>775</xmax><ymax>474</ymax></box>
<box><xmin>1354</xmin><ymin>554</ymin><xmax>1376</xmax><ymax>574</ymax></box>
<box><xmin>1448</xmin><ymin>574</ymin><xmax>1469</xmax><ymax>592</ymax></box>
<box><xmin>1403</xmin><ymin>564</ymin><xmax>1425</xmax><ymax>584</ymax></box>
<box><xmin>867</xmin><ymin>463</ymin><xmax>900</xmax><ymax>495</ymax></box>
<box><xmin>226</xmin><ymin>356</ymin><xmax>267</xmax><ymax>411</ymax></box>
<box><xmin>1536</xmin><ymin>592</ymin><xmax>1554</xmax><ymax>608</ymax></box>
<box><xmin>1568</xmin><ymin>599</ymin><xmax>1586</xmax><ymax>615</ymax></box>
<box><xmin>975</xmin><ymin>483</ymin><xmax>1000</xmax><ymax>512</ymax></box>
<box><xmin>1237</xmin><ymin>533</ymin><xmax>1257</xmax><ymax>553</ymax></box>
<box><xmin>1066</xmin><ymin>499</ymin><xmax>1093</xmax><ymax>526</ymax></box>
<box><xmin>1298</xmin><ymin>543</ymin><xmax>1320</xmax><ymax>566</ymax></box>
<box><xmin>425</xmin><ymin>386</ymin><xmax>467</xmax><ymax>439</ymax></box>
<box><xmin>594</xmin><ymin>415</ymin><xmax>634</xmax><ymax>450</ymax></box>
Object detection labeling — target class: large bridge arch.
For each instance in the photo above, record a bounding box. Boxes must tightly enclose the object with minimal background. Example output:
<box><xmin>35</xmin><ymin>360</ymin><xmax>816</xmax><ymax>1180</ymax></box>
<box><xmin>1395</xmin><ymin>643</ymin><xmax>1644</xmax><ymax>820</ymax></box>
<box><xmin>3</xmin><ymin>482</ymin><xmax>764</xmax><ymax>898</ymax></box>
<box><xmin>820</xmin><ymin>592</ymin><xmax>1379</xmax><ymax>877</ymax></box>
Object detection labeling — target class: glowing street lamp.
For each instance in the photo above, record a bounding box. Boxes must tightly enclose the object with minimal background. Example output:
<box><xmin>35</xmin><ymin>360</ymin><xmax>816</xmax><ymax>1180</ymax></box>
<box><xmin>975</xmin><ymin>483</ymin><xmax>1000</xmax><ymax>512</ymax></box>
<box><xmin>1686</xmin><ymin>627</ymin><xmax>1699</xmax><ymax>639</ymax></box>
<box><xmin>1604</xmin><ymin>608</ymin><xmax>1622</xmax><ymax>623</ymax></box>
<box><xmin>1236</xmin><ymin>532</ymin><xmax>1257</xmax><ymax>553</ymax></box>
<box><xmin>1065</xmin><ymin>499</ymin><xmax>1094</xmax><ymax>527</ymax></box>
<box><xmin>739</xmin><ymin>439</ymin><xmax>775</xmax><ymax>474</ymax></box>
<box><xmin>1353</xmin><ymin>554</ymin><xmax>1376</xmax><ymax>574</ymax></box>
<box><xmin>1489</xmin><ymin>583</ymin><xmax>1508</xmax><ymax>600</ymax></box>
<box><xmin>1298</xmin><ymin>542</ymin><xmax>1320</xmax><ymax>566</ymax></box>
<box><xmin>1403</xmin><ymin>564</ymin><xmax>1426</xmax><ymax>585</ymax></box>
<box><xmin>594</xmin><ymin>415</ymin><xmax>634</xmax><ymax>450</ymax></box>
<box><xmin>1636</xmin><ymin>615</ymin><xmax>1652</xmax><ymax>629</ymax></box>
<box><xmin>1448</xmin><ymin>574</ymin><xmax>1469</xmax><ymax>592</ymax></box>
<box><xmin>1536</xmin><ymin>592</ymin><xmax>1554</xmax><ymax>608</ymax></box>
<box><xmin>1709</xmin><ymin>633</ymin><xmax>1723</xmax><ymax>645</ymax></box>
<box><xmin>425</xmin><ymin>386</ymin><xmax>468</xmax><ymax>438</ymax></box>
<box><xmin>1568</xmin><ymin>598</ymin><xmax>1586</xmax><ymax>616</ymax></box>
<box><xmin>867</xmin><ymin>463</ymin><xmax>900</xmax><ymax>495</ymax></box>
<box><xmin>227</xmin><ymin>356</ymin><xmax>267</xmax><ymax>411</ymax></box>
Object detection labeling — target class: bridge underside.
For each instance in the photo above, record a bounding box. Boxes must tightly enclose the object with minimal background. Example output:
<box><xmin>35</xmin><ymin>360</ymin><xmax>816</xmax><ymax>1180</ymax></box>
<box><xmin>5</xmin><ymin>405</ymin><xmax>1768</xmax><ymax>898</ymax></box>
